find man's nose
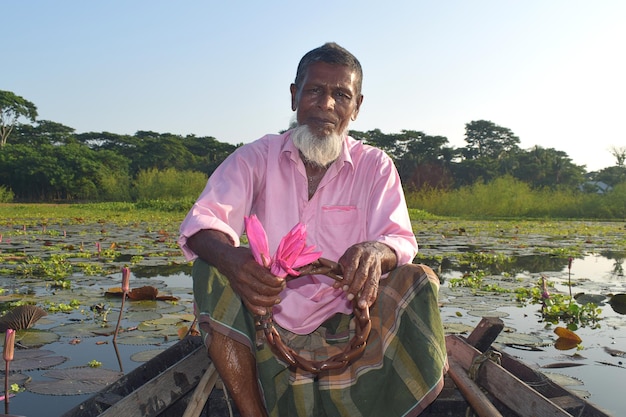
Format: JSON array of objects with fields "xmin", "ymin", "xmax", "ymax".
[{"xmin": 317, "ymin": 93, "xmax": 335, "ymax": 110}]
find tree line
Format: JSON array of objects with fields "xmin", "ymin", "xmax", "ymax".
[{"xmin": 1, "ymin": 90, "xmax": 625, "ymax": 202}]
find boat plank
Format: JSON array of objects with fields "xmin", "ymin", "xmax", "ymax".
[
  {"xmin": 99, "ymin": 346, "xmax": 208, "ymax": 417},
  {"xmin": 447, "ymin": 334, "xmax": 599, "ymax": 417}
]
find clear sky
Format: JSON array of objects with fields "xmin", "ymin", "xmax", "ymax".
[{"xmin": 4, "ymin": 1, "xmax": 625, "ymax": 171}]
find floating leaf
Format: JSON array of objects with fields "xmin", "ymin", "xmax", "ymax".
[
  {"xmin": 554, "ymin": 327, "xmax": 582, "ymax": 343},
  {"xmin": 542, "ymin": 362, "xmax": 585, "ymax": 368},
  {"xmin": 603, "ymin": 346, "xmax": 626, "ymax": 357},
  {"xmin": 543, "ymin": 371, "xmax": 584, "ymax": 387},
  {"xmin": 608, "ymin": 293, "xmax": 626, "ymax": 315},
  {"xmin": 104, "ymin": 287, "xmax": 124, "ymax": 297},
  {"xmin": 3, "ymin": 373, "xmax": 30, "ymax": 387},
  {"xmin": 496, "ymin": 331, "xmax": 545, "ymax": 347},
  {"xmin": 128, "ymin": 285, "xmax": 159, "ymax": 300},
  {"xmin": 25, "ymin": 367, "xmax": 123, "ymax": 395},
  {"xmin": 555, "ymin": 337, "xmax": 580, "ymax": 351},
  {"xmin": 573, "ymin": 293, "xmax": 606, "ymax": 306},
  {"xmin": 8, "ymin": 349, "xmax": 67, "ymax": 372},
  {"xmin": 113, "ymin": 332, "xmax": 168, "ymax": 345},
  {"xmin": 130, "ymin": 348, "xmax": 166, "ymax": 362},
  {"xmin": 14, "ymin": 329, "xmax": 60, "ymax": 348},
  {"xmin": 51, "ymin": 322, "xmax": 113, "ymax": 338},
  {"xmin": 0, "ymin": 305, "xmax": 48, "ymax": 332},
  {"xmin": 442, "ymin": 322, "xmax": 475, "ymax": 334},
  {"xmin": 105, "ymin": 285, "xmax": 181, "ymax": 302},
  {"xmin": 466, "ymin": 310, "xmax": 509, "ymax": 318},
  {"xmin": 177, "ymin": 325, "xmax": 199, "ymax": 339}
]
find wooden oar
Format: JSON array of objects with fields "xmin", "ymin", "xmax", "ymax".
[
  {"xmin": 447, "ymin": 357, "xmax": 504, "ymax": 417},
  {"xmin": 182, "ymin": 363, "xmax": 219, "ymax": 417}
]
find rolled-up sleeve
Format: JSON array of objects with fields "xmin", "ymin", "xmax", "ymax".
[{"xmin": 178, "ymin": 144, "xmax": 262, "ymax": 260}]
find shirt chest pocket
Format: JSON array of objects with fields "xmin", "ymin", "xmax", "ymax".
[{"xmin": 318, "ymin": 206, "xmax": 364, "ymax": 254}]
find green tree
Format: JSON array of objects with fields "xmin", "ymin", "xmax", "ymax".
[
  {"xmin": 0, "ymin": 90, "xmax": 38, "ymax": 148},
  {"xmin": 462, "ymin": 120, "xmax": 520, "ymax": 160},
  {"xmin": 352, "ymin": 129, "xmax": 403, "ymax": 160},
  {"xmin": 13, "ymin": 120, "xmax": 76, "ymax": 146},
  {"xmin": 353, "ymin": 129, "xmax": 456, "ymax": 189},
  {"xmin": 514, "ymin": 146, "xmax": 585, "ymax": 189},
  {"xmin": 0, "ymin": 143, "xmax": 58, "ymax": 200},
  {"xmin": 593, "ymin": 166, "xmax": 626, "ymax": 187},
  {"xmin": 395, "ymin": 130, "xmax": 455, "ymax": 189}
]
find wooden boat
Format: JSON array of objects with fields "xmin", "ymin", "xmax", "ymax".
[{"xmin": 61, "ymin": 317, "xmax": 614, "ymax": 417}]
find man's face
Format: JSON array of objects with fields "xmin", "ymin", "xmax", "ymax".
[{"xmin": 290, "ymin": 62, "xmax": 363, "ymax": 138}]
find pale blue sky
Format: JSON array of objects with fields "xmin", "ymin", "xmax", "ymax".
[{"xmin": 5, "ymin": 1, "xmax": 625, "ymax": 171}]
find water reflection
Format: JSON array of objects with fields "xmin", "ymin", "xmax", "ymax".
[
  {"xmin": 599, "ymin": 250, "xmax": 625, "ymax": 277},
  {"xmin": 130, "ymin": 263, "xmax": 192, "ymax": 278}
]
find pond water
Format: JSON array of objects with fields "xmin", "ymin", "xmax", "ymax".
[
  {"xmin": 0, "ymin": 220, "xmax": 624, "ymax": 416},
  {"xmin": 437, "ymin": 256, "xmax": 625, "ymax": 417}
]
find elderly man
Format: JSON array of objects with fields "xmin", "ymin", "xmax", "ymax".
[{"xmin": 179, "ymin": 42, "xmax": 447, "ymax": 417}]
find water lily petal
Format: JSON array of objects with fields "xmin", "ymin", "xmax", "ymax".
[
  {"xmin": 121, "ymin": 266, "xmax": 131, "ymax": 293},
  {"xmin": 244, "ymin": 215, "xmax": 271, "ymax": 267},
  {"xmin": 273, "ymin": 222, "xmax": 321, "ymax": 276},
  {"xmin": 4, "ymin": 328, "xmax": 15, "ymax": 361}
]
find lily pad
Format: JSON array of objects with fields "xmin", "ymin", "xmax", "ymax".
[
  {"xmin": 25, "ymin": 367, "xmax": 123, "ymax": 395},
  {"xmin": 442, "ymin": 322, "xmax": 475, "ymax": 334},
  {"xmin": 555, "ymin": 337, "xmax": 580, "ymax": 350},
  {"xmin": 466, "ymin": 310, "xmax": 509, "ymax": 318},
  {"xmin": 130, "ymin": 348, "xmax": 166, "ymax": 362},
  {"xmin": 554, "ymin": 327, "xmax": 582, "ymax": 343},
  {"xmin": 7, "ymin": 349, "xmax": 67, "ymax": 372},
  {"xmin": 113, "ymin": 332, "xmax": 169, "ymax": 345},
  {"xmin": 574, "ymin": 293, "xmax": 607, "ymax": 306},
  {"xmin": 51, "ymin": 322, "xmax": 113, "ymax": 338},
  {"xmin": 14, "ymin": 329, "xmax": 60, "ymax": 348},
  {"xmin": 543, "ymin": 371, "xmax": 584, "ymax": 386},
  {"xmin": 608, "ymin": 294, "xmax": 626, "ymax": 314},
  {"xmin": 495, "ymin": 331, "xmax": 544, "ymax": 347}
]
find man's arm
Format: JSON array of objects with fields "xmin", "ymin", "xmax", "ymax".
[{"xmin": 186, "ymin": 229, "xmax": 285, "ymax": 316}]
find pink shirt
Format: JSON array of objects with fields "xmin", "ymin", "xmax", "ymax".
[{"xmin": 178, "ymin": 131, "xmax": 418, "ymax": 334}]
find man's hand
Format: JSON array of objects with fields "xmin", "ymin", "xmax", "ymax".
[
  {"xmin": 334, "ymin": 241, "xmax": 397, "ymax": 309},
  {"xmin": 187, "ymin": 230, "xmax": 285, "ymax": 316}
]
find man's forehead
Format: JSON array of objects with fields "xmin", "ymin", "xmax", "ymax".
[{"xmin": 302, "ymin": 62, "xmax": 359, "ymax": 86}]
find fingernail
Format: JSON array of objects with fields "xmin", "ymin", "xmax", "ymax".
[
  {"xmin": 347, "ymin": 293, "xmax": 354, "ymax": 301},
  {"xmin": 343, "ymin": 285, "xmax": 349, "ymax": 292},
  {"xmin": 274, "ymin": 298, "xmax": 281, "ymax": 305}
]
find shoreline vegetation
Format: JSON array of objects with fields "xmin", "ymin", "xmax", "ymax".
[{"xmin": 2, "ymin": 174, "xmax": 625, "ymax": 224}]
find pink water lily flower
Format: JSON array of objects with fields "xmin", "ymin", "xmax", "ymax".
[
  {"xmin": 244, "ymin": 215, "xmax": 272, "ymax": 268},
  {"xmin": 244, "ymin": 215, "xmax": 322, "ymax": 278}
]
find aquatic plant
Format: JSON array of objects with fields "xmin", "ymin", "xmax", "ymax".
[
  {"xmin": 448, "ymin": 270, "xmax": 510, "ymax": 294},
  {"xmin": 3, "ymin": 328, "xmax": 15, "ymax": 412},
  {"xmin": 113, "ymin": 266, "xmax": 130, "ymax": 372},
  {"xmin": 516, "ymin": 277, "xmax": 602, "ymax": 329}
]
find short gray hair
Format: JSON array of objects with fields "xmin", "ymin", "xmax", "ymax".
[{"xmin": 294, "ymin": 42, "xmax": 363, "ymax": 95}]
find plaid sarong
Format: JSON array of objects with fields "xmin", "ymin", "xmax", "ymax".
[{"xmin": 193, "ymin": 260, "xmax": 448, "ymax": 417}]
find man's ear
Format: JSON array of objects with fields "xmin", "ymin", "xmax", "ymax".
[
  {"xmin": 351, "ymin": 94, "xmax": 364, "ymax": 121},
  {"xmin": 290, "ymin": 83, "xmax": 298, "ymax": 111}
]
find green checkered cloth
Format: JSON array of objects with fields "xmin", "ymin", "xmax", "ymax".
[{"xmin": 193, "ymin": 260, "xmax": 447, "ymax": 417}]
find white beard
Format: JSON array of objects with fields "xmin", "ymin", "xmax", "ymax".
[{"xmin": 291, "ymin": 125, "xmax": 343, "ymax": 168}]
